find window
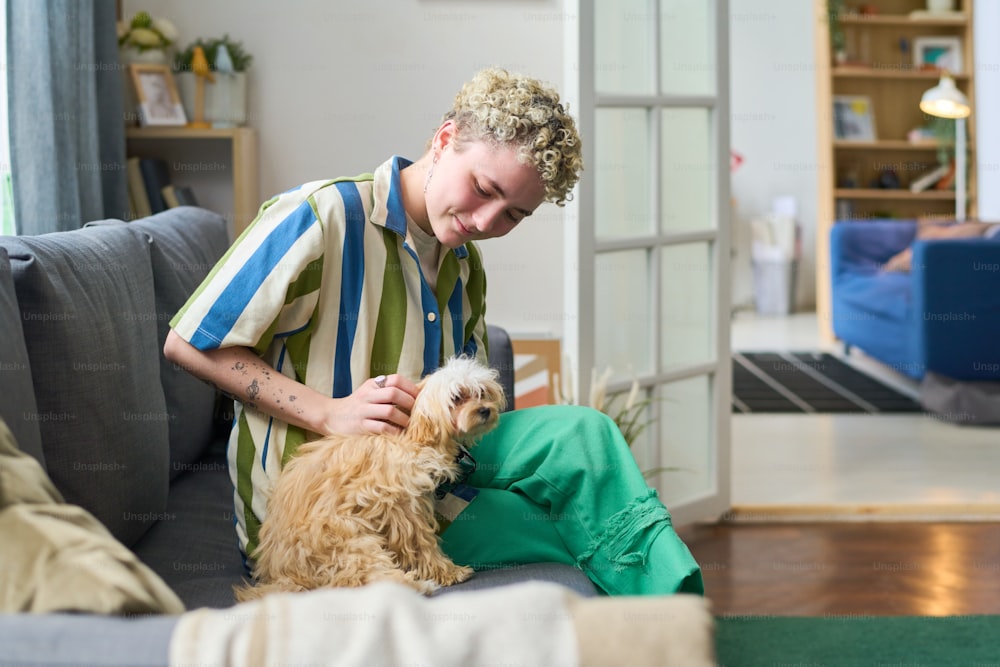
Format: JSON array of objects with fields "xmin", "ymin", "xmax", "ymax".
[{"xmin": 0, "ymin": 0, "xmax": 15, "ymax": 235}]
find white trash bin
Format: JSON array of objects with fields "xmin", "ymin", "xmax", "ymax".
[{"xmin": 752, "ymin": 259, "xmax": 798, "ymax": 316}]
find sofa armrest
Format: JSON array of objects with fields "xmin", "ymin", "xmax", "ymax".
[
  {"xmin": 913, "ymin": 237, "xmax": 1000, "ymax": 380},
  {"xmin": 486, "ymin": 324, "xmax": 515, "ymax": 412},
  {"xmin": 830, "ymin": 219, "xmax": 917, "ymax": 280}
]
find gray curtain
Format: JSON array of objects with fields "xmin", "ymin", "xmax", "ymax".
[{"xmin": 6, "ymin": 0, "xmax": 127, "ymax": 235}]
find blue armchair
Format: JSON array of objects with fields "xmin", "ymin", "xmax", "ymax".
[{"xmin": 830, "ymin": 219, "xmax": 1000, "ymax": 381}]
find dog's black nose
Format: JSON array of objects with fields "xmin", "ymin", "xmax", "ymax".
[{"xmin": 478, "ymin": 407, "xmax": 493, "ymax": 421}]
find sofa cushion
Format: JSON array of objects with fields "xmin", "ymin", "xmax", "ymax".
[
  {"xmin": 91, "ymin": 208, "xmax": 231, "ymax": 479},
  {"xmin": 833, "ymin": 272, "xmax": 912, "ymax": 323},
  {"xmin": 3, "ymin": 224, "xmax": 170, "ymax": 546},
  {"xmin": 0, "ymin": 247, "xmax": 44, "ymax": 467},
  {"xmin": 131, "ymin": 446, "xmax": 246, "ymax": 610}
]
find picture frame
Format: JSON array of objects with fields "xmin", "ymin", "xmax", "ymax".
[
  {"xmin": 832, "ymin": 95, "xmax": 876, "ymax": 141},
  {"xmin": 511, "ymin": 338, "xmax": 562, "ymax": 409},
  {"xmin": 913, "ymin": 36, "xmax": 963, "ymax": 74},
  {"xmin": 128, "ymin": 64, "xmax": 187, "ymax": 127}
]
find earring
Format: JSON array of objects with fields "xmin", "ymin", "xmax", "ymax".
[{"xmin": 423, "ymin": 154, "xmax": 439, "ymax": 194}]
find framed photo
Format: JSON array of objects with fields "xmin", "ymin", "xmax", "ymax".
[
  {"xmin": 128, "ymin": 64, "xmax": 187, "ymax": 127},
  {"xmin": 833, "ymin": 95, "xmax": 876, "ymax": 141},
  {"xmin": 913, "ymin": 36, "xmax": 963, "ymax": 74},
  {"xmin": 511, "ymin": 338, "xmax": 562, "ymax": 409}
]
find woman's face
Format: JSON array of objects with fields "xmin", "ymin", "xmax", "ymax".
[{"xmin": 423, "ymin": 121, "xmax": 546, "ymax": 249}]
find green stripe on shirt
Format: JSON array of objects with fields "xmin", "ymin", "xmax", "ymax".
[
  {"xmin": 236, "ymin": 410, "xmax": 261, "ymax": 558},
  {"xmin": 371, "ymin": 228, "xmax": 407, "ymax": 377}
]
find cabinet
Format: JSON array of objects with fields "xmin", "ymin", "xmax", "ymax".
[
  {"xmin": 125, "ymin": 126, "xmax": 259, "ymax": 237},
  {"xmin": 815, "ymin": 0, "xmax": 974, "ymax": 340}
]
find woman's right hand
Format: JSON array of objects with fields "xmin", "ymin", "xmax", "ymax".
[{"xmin": 319, "ymin": 373, "xmax": 420, "ymax": 436}]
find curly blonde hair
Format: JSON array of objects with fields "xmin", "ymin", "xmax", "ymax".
[{"xmin": 443, "ymin": 68, "xmax": 583, "ymax": 207}]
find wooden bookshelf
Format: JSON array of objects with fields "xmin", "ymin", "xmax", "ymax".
[
  {"xmin": 125, "ymin": 126, "xmax": 259, "ymax": 236},
  {"xmin": 814, "ymin": 0, "xmax": 975, "ymax": 342}
]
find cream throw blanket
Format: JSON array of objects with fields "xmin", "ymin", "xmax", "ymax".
[
  {"xmin": 0, "ymin": 419, "xmax": 183, "ymax": 615},
  {"xmin": 170, "ymin": 581, "xmax": 715, "ymax": 667}
]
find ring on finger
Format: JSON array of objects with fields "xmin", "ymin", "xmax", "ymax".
[{"xmin": 374, "ymin": 375, "xmax": 387, "ymax": 389}]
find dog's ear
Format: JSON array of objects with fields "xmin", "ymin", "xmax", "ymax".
[{"xmin": 406, "ymin": 401, "xmax": 449, "ymax": 447}]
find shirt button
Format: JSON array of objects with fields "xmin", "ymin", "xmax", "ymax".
[{"xmin": 427, "ymin": 312, "xmax": 437, "ymax": 322}]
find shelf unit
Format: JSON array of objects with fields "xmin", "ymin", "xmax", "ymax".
[
  {"xmin": 125, "ymin": 126, "xmax": 259, "ymax": 237},
  {"xmin": 815, "ymin": 0, "xmax": 975, "ymax": 341}
]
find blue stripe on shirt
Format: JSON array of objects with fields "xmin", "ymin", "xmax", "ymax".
[
  {"xmin": 384, "ymin": 156, "xmax": 411, "ymax": 236},
  {"xmin": 190, "ymin": 200, "xmax": 319, "ymax": 349},
  {"xmin": 332, "ymin": 181, "xmax": 366, "ymax": 398},
  {"xmin": 448, "ymin": 279, "xmax": 465, "ymax": 355}
]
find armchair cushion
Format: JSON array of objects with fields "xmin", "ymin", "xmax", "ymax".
[{"xmin": 913, "ymin": 236, "xmax": 1000, "ymax": 380}]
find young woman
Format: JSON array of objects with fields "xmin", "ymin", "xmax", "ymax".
[{"xmin": 164, "ymin": 68, "xmax": 703, "ymax": 596}]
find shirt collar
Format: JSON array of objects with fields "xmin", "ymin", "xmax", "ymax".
[{"xmin": 371, "ymin": 155, "xmax": 469, "ymax": 259}]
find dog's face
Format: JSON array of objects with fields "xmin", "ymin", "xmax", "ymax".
[{"xmin": 409, "ymin": 357, "xmax": 506, "ymax": 446}]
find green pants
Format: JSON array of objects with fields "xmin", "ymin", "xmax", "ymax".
[{"xmin": 440, "ymin": 405, "xmax": 704, "ymax": 596}]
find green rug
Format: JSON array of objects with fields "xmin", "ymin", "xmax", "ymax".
[{"xmin": 716, "ymin": 615, "xmax": 1000, "ymax": 666}]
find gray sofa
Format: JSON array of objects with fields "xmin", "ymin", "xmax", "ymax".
[{"xmin": 0, "ymin": 207, "xmax": 595, "ymax": 666}]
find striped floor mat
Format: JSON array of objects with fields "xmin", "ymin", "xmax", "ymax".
[{"xmin": 733, "ymin": 352, "xmax": 923, "ymax": 414}]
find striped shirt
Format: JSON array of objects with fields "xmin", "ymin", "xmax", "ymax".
[{"xmin": 170, "ymin": 155, "xmax": 489, "ymax": 557}]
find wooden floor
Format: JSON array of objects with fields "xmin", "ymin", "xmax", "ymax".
[{"xmin": 676, "ymin": 521, "xmax": 1000, "ymax": 617}]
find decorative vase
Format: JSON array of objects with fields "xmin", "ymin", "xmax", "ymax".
[
  {"xmin": 175, "ymin": 71, "xmax": 249, "ymax": 127},
  {"xmin": 926, "ymin": 0, "xmax": 955, "ymax": 13},
  {"xmin": 120, "ymin": 46, "xmax": 169, "ymax": 66}
]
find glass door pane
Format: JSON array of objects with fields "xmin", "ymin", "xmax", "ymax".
[
  {"xmin": 595, "ymin": 0, "xmax": 654, "ymax": 95},
  {"xmin": 656, "ymin": 374, "xmax": 714, "ymax": 504},
  {"xmin": 659, "ymin": 0, "xmax": 715, "ymax": 96},
  {"xmin": 594, "ymin": 250, "xmax": 652, "ymax": 380},
  {"xmin": 660, "ymin": 243, "xmax": 714, "ymax": 371},
  {"xmin": 596, "ymin": 108, "xmax": 652, "ymax": 238},
  {"xmin": 660, "ymin": 108, "xmax": 714, "ymax": 233}
]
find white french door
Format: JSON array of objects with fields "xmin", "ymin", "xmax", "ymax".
[{"xmin": 564, "ymin": 0, "xmax": 731, "ymax": 524}]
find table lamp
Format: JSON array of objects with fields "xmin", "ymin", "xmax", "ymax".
[{"xmin": 920, "ymin": 72, "xmax": 971, "ymax": 221}]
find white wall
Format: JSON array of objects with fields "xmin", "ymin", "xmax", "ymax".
[
  {"xmin": 728, "ymin": 0, "xmax": 819, "ymax": 312},
  {"xmin": 123, "ymin": 0, "xmax": 571, "ymax": 338},
  {"xmin": 974, "ymin": 0, "xmax": 1000, "ymax": 218}
]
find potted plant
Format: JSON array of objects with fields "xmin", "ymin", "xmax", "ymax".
[
  {"xmin": 827, "ymin": 0, "xmax": 847, "ymax": 64},
  {"xmin": 173, "ymin": 36, "xmax": 253, "ymax": 127},
  {"xmin": 118, "ymin": 11, "xmax": 179, "ymax": 65}
]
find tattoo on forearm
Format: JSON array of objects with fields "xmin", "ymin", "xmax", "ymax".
[{"xmin": 247, "ymin": 378, "xmax": 260, "ymax": 401}]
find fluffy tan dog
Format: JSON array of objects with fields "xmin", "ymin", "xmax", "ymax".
[{"xmin": 236, "ymin": 356, "xmax": 505, "ymax": 601}]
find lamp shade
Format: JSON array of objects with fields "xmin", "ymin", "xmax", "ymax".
[{"xmin": 920, "ymin": 74, "xmax": 970, "ymax": 119}]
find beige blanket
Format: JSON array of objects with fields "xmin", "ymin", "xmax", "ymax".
[
  {"xmin": 170, "ymin": 581, "xmax": 715, "ymax": 667},
  {"xmin": 0, "ymin": 418, "xmax": 183, "ymax": 615}
]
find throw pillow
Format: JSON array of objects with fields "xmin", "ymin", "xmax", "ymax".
[
  {"xmin": 4, "ymin": 223, "xmax": 170, "ymax": 546},
  {"xmin": 0, "ymin": 246, "xmax": 44, "ymax": 466},
  {"xmin": 90, "ymin": 208, "xmax": 231, "ymax": 479}
]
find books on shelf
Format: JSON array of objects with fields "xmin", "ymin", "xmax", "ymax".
[
  {"xmin": 909, "ymin": 163, "xmax": 951, "ymax": 193},
  {"xmin": 125, "ymin": 156, "xmax": 199, "ymax": 218},
  {"xmin": 161, "ymin": 185, "xmax": 199, "ymax": 208},
  {"xmin": 126, "ymin": 157, "xmax": 152, "ymax": 219},
  {"xmin": 139, "ymin": 158, "xmax": 171, "ymax": 214}
]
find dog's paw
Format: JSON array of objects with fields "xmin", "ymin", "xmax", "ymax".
[
  {"xmin": 438, "ymin": 564, "xmax": 474, "ymax": 586},
  {"xmin": 402, "ymin": 572, "xmax": 441, "ymax": 595}
]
